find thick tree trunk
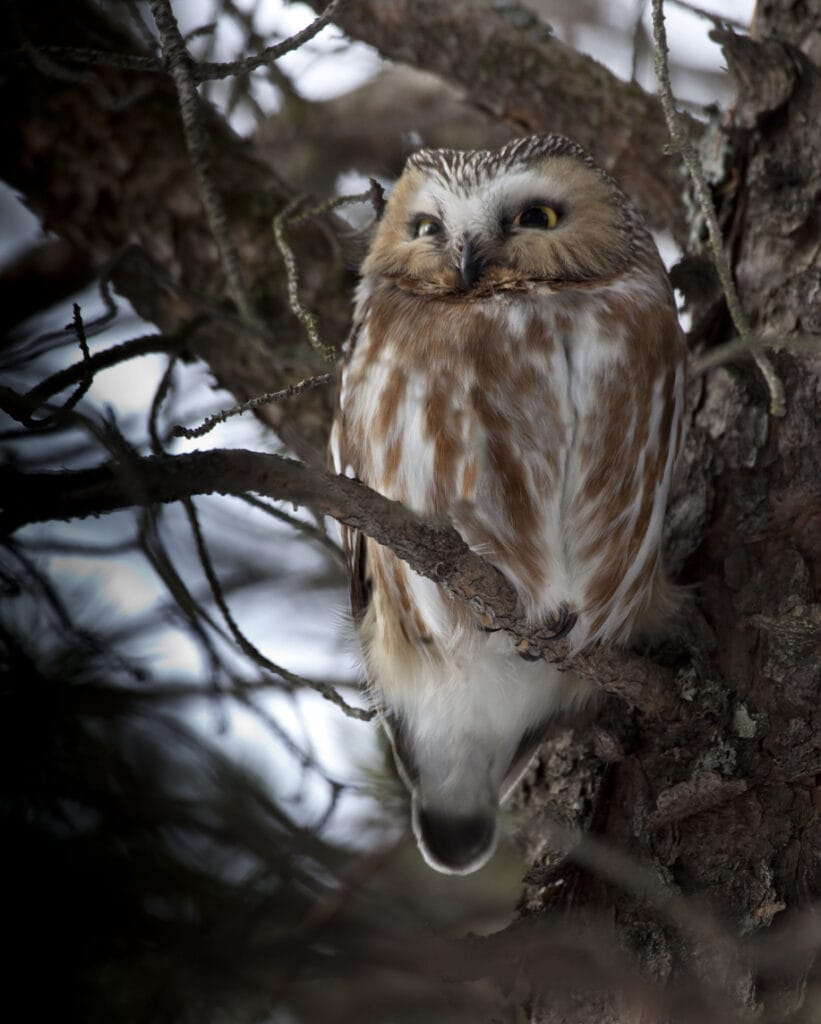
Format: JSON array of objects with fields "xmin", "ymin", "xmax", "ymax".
[{"xmin": 516, "ymin": 7, "xmax": 821, "ymax": 1021}]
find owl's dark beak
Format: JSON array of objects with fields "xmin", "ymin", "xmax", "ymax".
[{"xmin": 459, "ymin": 237, "xmax": 485, "ymax": 291}]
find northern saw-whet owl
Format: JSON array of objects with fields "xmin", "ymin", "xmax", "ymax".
[{"xmin": 330, "ymin": 134, "xmax": 686, "ymax": 874}]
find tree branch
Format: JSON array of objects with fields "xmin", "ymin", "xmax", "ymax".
[
  {"xmin": 21, "ymin": 330, "xmax": 191, "ymax": 419},
  {"xmin": 650, "ymin": 0, "xmax": 784, "ymax": 415},
  {"xmin": 148, "ymin": 0, "xmax": 259, "ymax": 325},
  {"xmin": 172, "ymin": 372, "xmax": 334, "ymax": 440},
  {"xmin": 0, "ymin": 448, "xmax": 676, "ymax": 716},
  {"xmin": 194, "ymin": 0, "xmax": 351, "ymax": 82}
]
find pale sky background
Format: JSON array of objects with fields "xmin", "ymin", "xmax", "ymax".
[{"xmin": 2, "ymin": 0, "xmax": 755, "ymax": 850}]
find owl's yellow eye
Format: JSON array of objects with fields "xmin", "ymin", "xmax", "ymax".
[
  {"xmin": 414, "ymin": 216, "xmax": 442, "ymax": 239},
  {"xmin": 513, "ymin": 205, "xmax": 559, "ymax": 230}
]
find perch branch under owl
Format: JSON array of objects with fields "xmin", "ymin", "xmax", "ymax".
[{"xmin": 0, "ymin": 447, "xmax": 675, "ymax": 717}]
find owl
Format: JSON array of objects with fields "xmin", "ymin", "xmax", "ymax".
[{"xmin": 329, "ymin": 134, "xmax": 686, "ymax": 874}]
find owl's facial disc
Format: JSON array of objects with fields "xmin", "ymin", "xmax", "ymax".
[{"xmin": 362, "ymin": 140, "xmax": 633, "ymax": 295}]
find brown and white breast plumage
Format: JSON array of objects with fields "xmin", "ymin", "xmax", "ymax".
[{"xmin": 329, "ymin": 134, "xmax": 686, "ymax": 874}]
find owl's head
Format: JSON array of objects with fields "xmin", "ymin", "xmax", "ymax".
[{"xmin": 363, "ymin": 134, "xmax": 637, "ymax": 296}]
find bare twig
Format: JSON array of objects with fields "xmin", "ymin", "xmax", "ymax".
[
  {"xmin": 219, "ymin": 0, "xmax": 304, "ymax": 112},
  {"xmin": 287, "ymin": 184, "xmax": 387, "ymax": 226},
  {"xmin": 66, "ymin": 673, "xmax": 356, "ymax": 709},
  {"xmin": 629, "ymin": 0, "xmax": 648, "ymax": 83},
  {"xmin": 183, "ymin": 21, "xmax": 217, "ymax": 45},
  {"xmin": 272, "ymin": 187, "xmax": 383, "ymax": 364},
  {"xmin": 15, "ymin": 46, "xmax": 161, "ymax": 74},
  {"xmin": 137, "ymin": 506, "xmax": 226, "ymax": 687},
  {"xmin": 184, "ymin": 496, "xmax": 372, "ymax": 721},
  {"xmin": 41, "ymin": 303, "xmax": 93, "ymax": 425},
  {"xmin": 691, "ymin": 332, "xmax": 821, "ymax": 375},
  {"xmin": 173, "ymin": 372, "xmax": 334, "ymax": 440},
  {"xmin": 148, "ymin": 354, "xmax": 178, "ymax": 455},
  {"xmin": 19, "ymin": 537, "xmax": 140, "ymax": 557},
  {"xmin": 195, "ymin": 0, "xmax": 350, "ymax": 82},
  {"xmin": 148, "ymin": 0, "xmax": 259, "ymax": 325},
  {"xmin": 22, "ymin": 331, "xmax": 188, "ymax": 417},
  {"xmin": 650, "ymin": 0, "xmax": 785, "ymax": 416},
  {"xmin": 0, "ymin": 304, "xmax": 94, "ymax": 428},
  {"xmin": 13, "ymin": 0, "xmax": 349, "ymax": 86},
  {"xmin": 19, "ymin": 37, "xmax": 152, "ymax": 111},
  {"xmin": 668, "ymin": 0, "xmax": 748, "ymax": 30},
  {"xmin": 238, "ymin": 492, "xmax": 346, "ymax": 568},
  {"xmin": 273, "ymin": 199, "xmax": 338, "ymax": 363},
  {"xmin": 5, "ymin": 273, "xmax": 119, "ymax": 372}
]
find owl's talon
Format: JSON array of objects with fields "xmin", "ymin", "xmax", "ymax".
[
  {"xmin": 477, "ymin": 611, "xmax": 500, "ymax": 634},
  {"xmin": 547, "ymin": 603, "xmax": 577, "ymax": 640}
]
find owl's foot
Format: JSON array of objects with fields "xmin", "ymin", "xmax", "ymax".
[
  {"xmin": 515, "ymin": 603, "xmax": 577, "ymax": 660},
  {"xmin": 547, "ymin": 603, "xmax": 577, "ymax": 640},
  {"xmin": 477, "ymin": 611, "xmax": 500, "ymax": 634}
]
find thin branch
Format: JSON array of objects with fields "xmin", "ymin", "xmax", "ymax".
[
  {"xmin": 194, "ymin": 0, "xmax": 351, "ymax": 82},
  {"xmin": 668, "ymin": 0, "xmax": 748, "ymax": 30},
  {"xmin": 270, "ymin": 186, "xmax": 383, "ymax": 365},
  {"xmin": 62, "ymin": 302, "xmax": 91, "ymax": 393},
  {"xmin": 14, "ymin": 46, "xmax": 161, "ymax": 74},
  {"xmin": 629, "ymin": 0, "xmax": 648, "ymax": 83},
  {"xmin": 184, "ymin": 497, "xmax": 372, "ymax": 721},
  {"xmin": 0, "ymin": 305, "xmax": 94, "ymax": 429},
  {"xmin": 11, "ymin": 0, "xmax": 349, "ymax": 85},
  {"xmin": 273, "ymin": 199, "xmax": 338, "ymax": 364},
  {"xmin": 36, "ymin": 304, "xmax": 93, "ymax": 427},
  {"xmin": 3, "ymin": 541, "xmax": 146, "ymax": 684},
  {"xmin": 219, "ymin": 0, "xmax": 304, "ymax": 113},
  {"xmin": 22, "ymin": 330, "xmax": 188, "ymax": 416},
  {"xmin": 0, "ymin": 448, "xmax": 676, "ymax": 717},
  {"xmin": 137, "ymin": 506, "xmax": 226, "ymax": 686},
  {"xmin": 691, "ymin": 332, "xmax": 821, "ymax": 375},
  {"xmin": 18, "ymin": 36, "xmax": 152, "ymax": 111},
  {"xmin": 148, "ymin": 0, "xmax": 259, "ymax": 325},
  {"xmin": 238, "ymin": 493, "xmax": 346, "ymax": 568},
  {"xmin": 18, "ymin": 537, "xmax": 141, "ymax": 557},
  {"xmin": 173, "ymin": 372, "xmax": 334, "ymax": 440},
  {"xmin": 67, "ymin": 673, "xmax": 359, "ymax": 710},
  {"xmin": 148, "ymin": 353, "xmax": 178, "ymax": 455},
  {"xmin": 183, "ymin": 21, "xmax": 217, "ymax": 45},
  {"xmin": 287, "ymin": 183, "xmax": 387, "ymax": 226},
  {"xmin": 228, "ymin": 682, "xmax": 364, "ymax": 787},
  {"xmin": 650, "ymin": 0, "xmax": 785, "ymax": 416}
]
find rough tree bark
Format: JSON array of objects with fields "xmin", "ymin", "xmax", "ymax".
[
  {"xmin": 513, "ymin": 5, "xmax": 821, "ymax": 1021},
  {"xmin": 1, "ymin": 0, "xmax": 819, "ymax": 1021}
]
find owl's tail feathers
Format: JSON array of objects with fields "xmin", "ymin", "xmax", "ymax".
[{"xmin": 414, "ymin": 805, "xmax": 497, "ymax": 875}]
